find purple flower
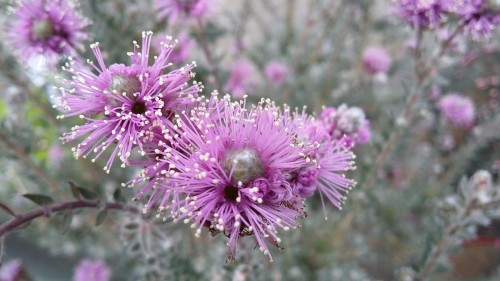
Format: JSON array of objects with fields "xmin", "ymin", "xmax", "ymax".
[
  {"xmin": 133, "ymin": 94, "xmax": 308, "ymax": 261},
  {"xmin": 395, "ymin": 0, "xmax": 449, "ymax": 29},
  {"xmin": 319, "ymin": 105, "xmax": 372, "ymax": 147},
  {"xmin": 265, "ymin": 61, "xmax": 290, "ymax": 85},
  {"xmin": 438, "ymin": 93, "xmax": 475, "ymax": 128},
  {"xmin": 73, "ymin": 259, "xmax": 111, "ymax": 281},
  {"xmin": 153, "ymin": 31, "xmax": 195, "ymax": 65},
  {"xmin": 224, "ymin": 59, "xmax": 256, "ymax": 97},
  {"xmin": 57, "ymin": 31, "xmax": 202, "ymax": 172},
  {"xmin": 291, "ymin": 114, "xmax": 356, "ymax": 216},
  {"xmin": 7, "ymin": 0, "xmax": 89, "ymax": 62},
  {"xmin": 0, "ymin": 260, "xmax": 24, "ymax": 281},
  {"xmin": 448, "ymin": 0, "xmax": 500, "ymax": 38},
  {"xmin": 362, "ymin": 47, "xmax": 392, "ymax": 75},
  {"xmin": 156, "ymin": 0, "xmax": 209, "ymax": 22}
]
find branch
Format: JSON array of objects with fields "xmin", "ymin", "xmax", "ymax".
[{"xmin": 0, "ymin": 200, "xmax": 138, "ymax": 237}]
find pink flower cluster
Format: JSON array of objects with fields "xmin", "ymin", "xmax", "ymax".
[{"xmin": 318, "ymin": 105, "xmax": 372, "ymax": 147}]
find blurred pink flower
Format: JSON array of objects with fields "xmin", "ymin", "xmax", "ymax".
[
  {"xmin": 265, "ymin": 61, "xmax": 290, "ymax": 85},
  {"xmin": 362, "ymin": 46, "xmax": 392, "ymax": 75},
  {"xmin": 74, "ymin": 259, "xmax": 111, "ymax": 281},
  {"xmin": 438, "ymin": 93, "xmax": 475, "ymax": 128},
  {"xmin": 224, "ymin": 59, "xmax": 256, "ymax": 97}
]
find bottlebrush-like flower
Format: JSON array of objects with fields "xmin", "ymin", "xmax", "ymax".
[
  {"xmin": 156, "ymin": 0, "xmax": 209, "ymax": 22},
  {"xmin": 265, "ymin": 61, "xmax": 290, "ymax": 85},
  {"xmin": 57, "ymin": 31, "xmax": 202, "ymax": 173},
  {"xmin": 133, "ymin": 93, "xmax": 308, "ymax": 261},
  {"xmin": 224, "ymin": 59, "xmax": 256, "ymax": 97},
  {"xmin": 394, "ymin": 0, "xmax": 449, "ymax": 29},
  {"xmin": 438, "ymin": 93, "xmax": 475, "ymax": 128},
  {"xmin": 290, "ymin": 113, "xmax": 356, "ymax": 218},
  {"xmin": 362, "ymin": 47, "xmax": 392, "ymax": 75},
  {"xmin": 73, "ymin": 259, "xmax": 111, "ymax": 281},
  {"xmin": 7, "ymin": 0, "xmax": 89, "ymax": 62},
  {"xmin": 0, "ymin": 260, "xmax": 25, "ymax": 281},
  {"xmin": 319, "ymin": 105, "xmax": 372, "ymax": 147},
  {"xmin": 448, "ymin": 0, "xmax": 500, "ymax": 39}
]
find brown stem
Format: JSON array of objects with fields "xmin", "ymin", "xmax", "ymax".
[{"xmin": 0, "ymin": 200, "xmax": 138, "ymax": 237}]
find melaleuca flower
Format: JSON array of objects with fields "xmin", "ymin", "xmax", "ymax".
[
  {"xmin": 134, "ymin": 93, "xmax": 308, "ymax": 261},
  {"xmin": 7, "ymin": 0, "xmax": 89, "ymax": 62},
  {"xmin": 437, "ymin": 93, "xmax": 475, "ymax": 128},
  {"xmin": 0, "ymin": 260, "xmax": 27, "ymax": 281},
  {"xmin": 153, "ymin": 31, "xmax": 195, "ymax": 65},
  {"xmin": 73, "ymin": 259, "xmax": 111, "ymax": 281},
  {"xmin": 224, "ymin": 59, "xmax": 256, "ymax": 98},
  {"xmin": 289, "ymin": 113, "xmax": 356, "ymax": 217},
  {"xmin": 265, "ymin": 61, "xmax": 290, "ymax": 85},
  {"xmin": 57, "ymin": 31, "xmax": 202, "ymax": 172},
  {"xmin": 448, "ymin": 0, "xmax": 500, "ymax": 39},
  {"xmin": 318, "ymin": 105, "xmax": 372, "ymax": 147},
  {"xmin": 156, "ymin": 0, "xmax": 209, "ymax": 22},
  {"xmin": 394, "ymin": 0, "xmax": 449, "ymax": 29},
  {"xmin": 362, "ymin": 46, "xmax": 392, "ymax": 75}
]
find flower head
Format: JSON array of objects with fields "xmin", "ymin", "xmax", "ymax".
[
  {"xmin": 438, "ymin": 93, "xmax": 475, "ymax": 128},
  {"xmin": 156, "ymin": 0, "xmax": 209, "ymax": 22},
  {"xmin": 319, "ymin": 105, "xmax": 372, "ymax": 147},
  {"xmin": 448, "ymin": 0, "xmax": 500, "ymax": 39},
  {"xmin": 0, "ymin": 260, "xmax": 26, "ymax": 281},
  {"xmin": 57, "ymin": 31, "xmax": 202, "ymax": 172},
  {"xmin": 394, "ymin": 0, "xmax": 449, "ymax": 29},
  {"xmin": 7, "ymin": 0, "xmax": 89, "ymax": 62},
  {"xmin": 362, "ymin": 46, "xmax": 392, "ymax": 75},
  {"xmin": 289, "ymin": 113, "xmax": 356, "ymax": 217},
  {"xmin": 265, "ymin": 61, "xmax": 290, "ymax": 85},
  {"xmin": 74, "ymin": 259, "xmax": 111, "ymax": 281},
  {"xmin": 224, "ymin": 59, "xmax": 256, "ymax": 97},
  {"xmin": 132, "ymin": 94, "xmax": 308, "ymax": 261}
]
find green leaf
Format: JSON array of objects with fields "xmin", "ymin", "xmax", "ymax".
[
  {"xmin": 68, "ymin": 181, "xmax": 81, "ymax": 199},
  {"xmin": 113, "ymin": 188, "xmax": 126, "ymax": 203},
  {"xmin": 77, "ymin": 187, "xmax": 98, "ymax": 200},
  {"xmin": 95, "ymin": 209, "xmax": 108, "ymax": 226},
  {"xmin": 61, "ymin": 210, "xmax": 73, "ymax": 234},
  {"xmin": 23, "ymin": 194, "xmax": 54, "ymax": 206},
  {"xmin": 124, "ymin": 223, "xmax": 139, "ymax": 230}
]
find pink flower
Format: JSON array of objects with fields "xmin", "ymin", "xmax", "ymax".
[
  {"xmin": 265, "ymin": 61, "xmax": 290, "ymax": 85},
  {"xmin": 362, "ymin": 46, "xmax": 392, "ymax": 75},
  {"xmin": 74, "ymin": 259, "xmax": 111, "ymax": 281},
  {"xmin": 224, "ymin": 59, "xmax": 256, "ymax": 97},
  {"xmin": 438, "ymin": 93, "xmax": 475, "ymax": 128},
  {"xmin": 156, "ymin": 0, "xmax": 210, "ymax": 23}
]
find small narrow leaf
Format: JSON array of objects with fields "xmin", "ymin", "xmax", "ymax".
[
  {"xmin": 76, "ymin": 187, "xmax": 98, "ymax": 200},
  {"xmin": 95, "ymin": 209, "xmax": 108, "ymax": 226},
  {"xmin": 0, "ymin": 202, "xmax": 16, "ymax": 217},
  {"xmin": 68, "ymin": 181, "xmax": 81, "ymax": 199},
  {"xmin": 23, "ymin": 194, "xmax": 54, "ymax": 206},
  {"xmin": 61, "ymin": 210, "xmax": 73, "ymax": 234},
  {"xmin": 113, "ymin": 188, "xmax": 126, "ymax": 203},
  {"xmin": 124, "ymin": 223, "xmax": 139, "ymax": 230}
]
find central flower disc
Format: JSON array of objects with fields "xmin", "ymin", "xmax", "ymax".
[
  {"xmin": 223, "ymin": 148, "xmax": 264, "ymax": 186},
  {"xmin": 32, "ymin": 18, "xmax": 53, "ymax": 40},
  {"xmin": 110, "ymin": 75, "xmax": 142, "ymax": 96}
]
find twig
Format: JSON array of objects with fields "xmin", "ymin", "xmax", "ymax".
[{"xmin": 0, "ymin": 200, "xmax": 138, "ymax": 237}]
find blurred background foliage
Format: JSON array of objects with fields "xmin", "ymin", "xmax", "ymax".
[{"xmin": 0, "ymin": 0, "xmax": 499, "ymax": 280}]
